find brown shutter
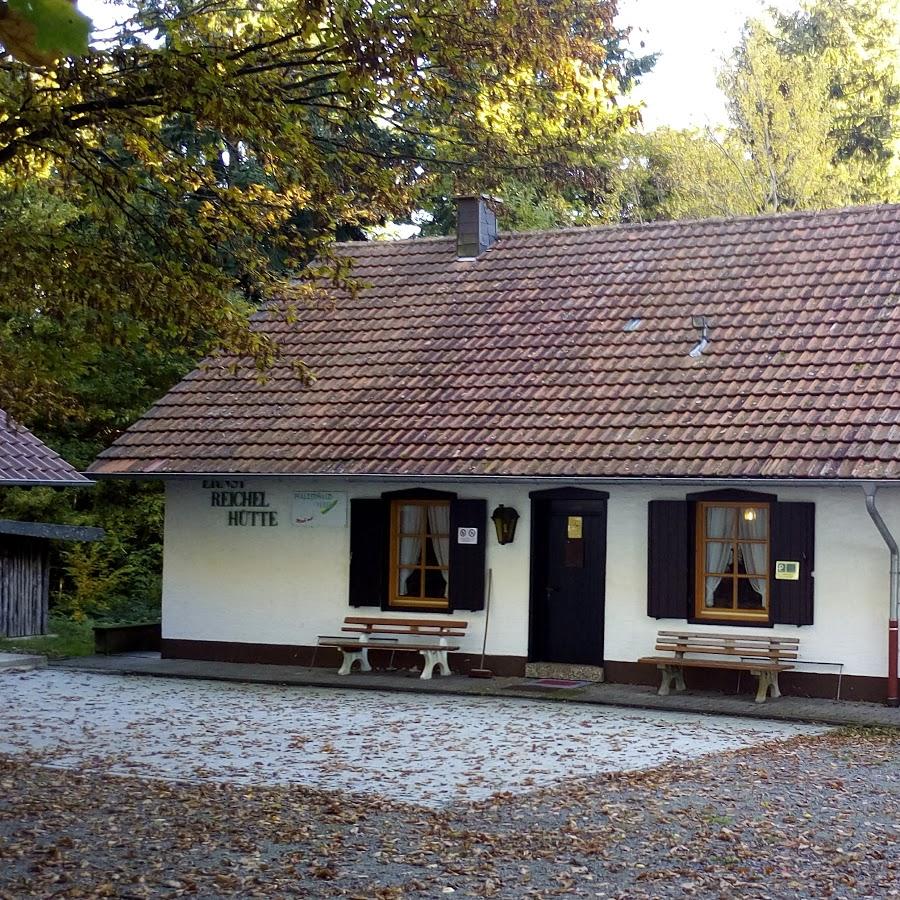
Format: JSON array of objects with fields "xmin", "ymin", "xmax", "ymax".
[
  {"xmin": 771, "ymin": 501, "xmax": 815, "ymax": 626},
  {"xmin": 348, "ymin": 499, "xmax": 389, "ymax": 608},
  {"xmin": 647, "ymin": 500, "xmax": 691, "ymax": 619},
  {"xmin": 448, "ymin": 498, "xmax": 486, "ymax": 611}
]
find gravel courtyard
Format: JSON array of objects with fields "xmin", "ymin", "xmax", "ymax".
[
  {"xmin": 0, "ymin": 670, "xmax": 820, "ymax": 806},
  {"xmin": 1, "ymin": 671, "xmax": 898, "ymax": 898}
]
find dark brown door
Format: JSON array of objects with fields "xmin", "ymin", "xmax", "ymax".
[{"xmin": 529, "ymin": 491, "xmax": 607, "ymax": 666}]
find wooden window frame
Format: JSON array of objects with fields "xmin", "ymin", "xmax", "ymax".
[
  {"xmin": 389, "ymin": 498, "xmax": 451, "ymax": 611},
  {"xmin": 694, "ymin": 500, "xmax": 770, "ymax": 623}
]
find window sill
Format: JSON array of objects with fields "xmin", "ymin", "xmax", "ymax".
[
  {"xmin": 688, "ymin": 615, "xmax": 773, "ymax": 629},
  {"xmin": 386, "ymin": 603, "xmax": 451, "ymax": 615}
]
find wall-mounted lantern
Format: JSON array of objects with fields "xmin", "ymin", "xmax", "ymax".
[{"xmin": 491, "ymin": 504, "xmax": 520, "ymax": 545}]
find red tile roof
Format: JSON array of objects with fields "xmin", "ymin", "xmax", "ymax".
[
  {"xmin": 0, "ymin": 412, "xmax": 90, "ymax": 485},
  {"xmin": 90, "ymin": 205, "xmax": 900, "ymax": 481}
]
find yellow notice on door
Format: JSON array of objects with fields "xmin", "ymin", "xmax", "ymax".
[{"xmin": 567, "ymin": 516, "xmax": 583, "ymax": 539}]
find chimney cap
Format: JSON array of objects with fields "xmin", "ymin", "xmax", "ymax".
[{"xmin": 453, "ymin": 193, "xmax": 504, "ymax": 205}]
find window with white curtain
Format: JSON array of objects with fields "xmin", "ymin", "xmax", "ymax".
[
  {"xmin": 695, "ymin": 501, "xmax": 769, "ymax": 622},
  {"xmin": 389, "ymin": 500, "xmax": 450, "ymax": 609}
]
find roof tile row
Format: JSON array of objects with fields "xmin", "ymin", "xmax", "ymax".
[
  {"xmin": 91, "ymin": 204, "xmax": 900, "ymax": 480},
  {"xmin": 1, "ymin": 411, "xmax": 89, "ymax": 485}
]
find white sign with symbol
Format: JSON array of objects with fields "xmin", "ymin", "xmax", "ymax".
[
  {"xmin": 292, "ymin": 491, "xmax": 347, "ymax": 527},
  {"xmin": 775, "ymin": 560, "xmax": 800, "ymax": 581},
  {"xmin": 457, "ymin": 527, "xmax": 479, "ymax": 545}
]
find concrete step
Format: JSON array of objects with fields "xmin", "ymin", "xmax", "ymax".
[
  {"xmin": 525, "ymin": 662, "xmax": 605, "ymax": 682},
  {"xmin": 0, "ymin": 652, "xmax": 47, "ymax": 673}
]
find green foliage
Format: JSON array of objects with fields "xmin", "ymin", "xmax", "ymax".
[
  {"xmin": 720, "ymin": 19, "xmax": 850, "ymax": 213},
  {"xmin": 614, "ymin": 129, "xmax": 760, "ymax": 222},
  {"xmin": 418, "ymin": 25, "xmax": 656, "ymax": 234},
  {"xmin": 617, "ymin": 1, "xmax": 900, "ymax": 223},
  {"xmin": 773, "ymin": 0, "xmax": 900, "ymax": 202},
  {"xmin": 0, "ymin": 478, "xmax": 166, "ymax": 625},
  {"xmin": 58, "ymin": 543, "xmax": 134, "ymax": 621}
]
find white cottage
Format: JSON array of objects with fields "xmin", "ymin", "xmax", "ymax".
[{"xmin": 89, "ymin": 200, "xmax": 900, "ymax": 703}]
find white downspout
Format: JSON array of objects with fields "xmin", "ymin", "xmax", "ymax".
[{"xmin": 863, "ymin": 484, "xmax": 900, "ymax": 707}]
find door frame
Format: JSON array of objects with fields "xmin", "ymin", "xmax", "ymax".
[{"xmin": 527, "ymin": 487, "xmax": 609, "ymax": 664}]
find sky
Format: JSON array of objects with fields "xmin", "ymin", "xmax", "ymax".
[
  {"xmin": 616, "ymin": 0, "xmax": 799, "ymax": 130},
  {"xmin": 80, "ymin": 0, "xmax": 800, "ymax": 130}
]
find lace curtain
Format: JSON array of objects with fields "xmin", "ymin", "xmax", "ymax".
[
  {"xmin": 704, "ymin": 507, "xmax": 735, "ymax": 607},
  {"xmin": 739, "ymin": 510, "xmax": 768, "ymax": 603},
  {"xmin": 398, "ymin": 504, "xmax": 425, "ymax": 594},
  {"xmin": 427, "ymin": 504, "xmax": 450, "ymax": 598}
]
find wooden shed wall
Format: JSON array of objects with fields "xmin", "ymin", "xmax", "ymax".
[{"xmin": 0, "ymin": 537, "xmax": 49, "ymax": 637}]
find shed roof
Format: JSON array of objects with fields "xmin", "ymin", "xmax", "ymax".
[
  {"xmin": 89, "ymin": 204, "xmax": 900, "ymax": 481},
  {"xmin": 0, "ymin": 412, "xmax": 91, "ymax": 486},
  {"xmin": 0, "ymin": 520, "xmax": 104, "ymax": 542}
]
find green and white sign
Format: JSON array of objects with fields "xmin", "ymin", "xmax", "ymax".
[
  {"xmin": 775, "ymin": 560, "xmax": 800, "ymax": 581},
  {"xmin": 292, "ymin": 491, "xmax": 347, "ymax": 527}
]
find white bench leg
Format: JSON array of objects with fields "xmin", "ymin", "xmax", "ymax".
[
  {"xmin": 657, "ymin": 665, "xmax": 686, "ymax": 696},
  {"xmin": 419, "ymin": 649, "xmax": 450, "ymax": 680},
  {"xmin": 754, "ymin": 670, "xmax": 780, "ymax": 703},
  {"xmin": 337, "ymin": 648, "xmax": 371, "ymax": 675}
]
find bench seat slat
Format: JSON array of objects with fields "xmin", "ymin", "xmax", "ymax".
[
  {"xmin": 320, "ymin": 640, "xmax": 461, "ymax": 652},
  {"xmin": 654, "ymin": 644, "xmax": 798, "ymax": 659}
]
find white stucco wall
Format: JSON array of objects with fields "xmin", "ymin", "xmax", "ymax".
[
  {"xmin": 604, "ymin": 484, "xmax": 899, "ymax": 679},
  {"xmin": 162, "ymin": 478, "xmax": 900, "ymax": 678},
  {"xmin": 162, "ymin": 480, "xmax": 534, "ymax": 658}
]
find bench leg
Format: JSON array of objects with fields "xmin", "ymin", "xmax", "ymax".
[
  {"xmin": 657, "ymin": 665, "xmax": 686, "ymax": 696},
  {"xmin": 753, "ymin": 670, "xmax": 780, "ymax": 703},
  {"xmin": 337, "ymin": 648, "xmax": 371, "ymax": 675},
  {"xmin": 419, "ymin": 649, "xmax": 450, "ymax": 680}
]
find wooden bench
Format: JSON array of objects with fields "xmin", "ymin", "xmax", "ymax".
[
  {"xmin": 318, "ymin": 616, "xmax": 468, "ymax": 680},
  {"xmin": 638, "ymin": 630, "xmax": 799, "ymax": 704}
]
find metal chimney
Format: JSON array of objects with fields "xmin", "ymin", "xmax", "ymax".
[{"xmin": 455, "ymin": 195, "xmax": 499, "ymax": 259}]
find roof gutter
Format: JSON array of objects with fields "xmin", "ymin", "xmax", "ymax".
[
  {"xmin": 0, "ymin": 478, "xmax": 94, "ymax": 487},
  {"xmin": 863, "ymin": 484, "xmax": 900, "ymax": 707},
  {"xmin": 86, "ymin": 472, "xmax": 900, "ymax": 487}
]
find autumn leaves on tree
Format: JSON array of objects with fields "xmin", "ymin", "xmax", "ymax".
[{"xmin": 0, "ymin": 0, "xmax": 648, "ymax": 423}]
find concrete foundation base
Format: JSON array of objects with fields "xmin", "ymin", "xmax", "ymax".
[{"xmin": 525, "ymin": 662, "xmax": 605, "ymax": 682}]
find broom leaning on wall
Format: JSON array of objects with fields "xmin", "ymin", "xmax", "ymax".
[{"xmin": 469, "ymin": 569, "xmax": 493, "ymax": 679}]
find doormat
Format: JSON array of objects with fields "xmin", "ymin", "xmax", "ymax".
[{"xmin": 506, "ymin": 678, "xmax": 592, "ymax": 692}]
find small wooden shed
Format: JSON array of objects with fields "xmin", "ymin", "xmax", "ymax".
[
  {"xmin": 1, "ymin": 411, "xmax": 100, "ymax": 637},
  {"xmin": 0, "ymin": 520, "xmax": 104, "ymax": 637}
]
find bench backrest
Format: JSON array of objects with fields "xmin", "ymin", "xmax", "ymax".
[
  {"xmin": 656, "ymin": 630, "xmax": 799, "ymax": 661},
  {"xmin": 343, "ymin": 616, "xmax": 468, "ymax": 638}
]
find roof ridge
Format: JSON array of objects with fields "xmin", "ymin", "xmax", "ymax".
[
  {"xmin": 499, "ymin": 201, "xmax": 900, "ymax": 239},
  {"xmin": 333, "ymin": 202, "xmax": 900, "ymax": 253}
]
